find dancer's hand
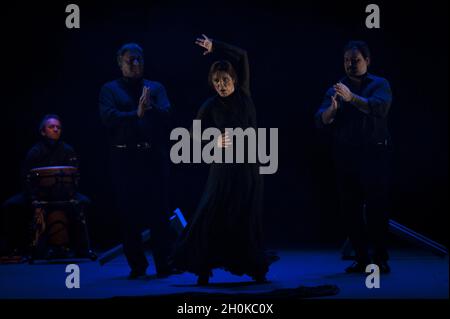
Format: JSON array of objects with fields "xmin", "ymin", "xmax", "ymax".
[
  {"xmin": 217, "ymin": 132, "xmax": 232, "ymax": 148},
  {"xmin": 195, "ymin": 34, "xmax": 213, "ymax": 55}
]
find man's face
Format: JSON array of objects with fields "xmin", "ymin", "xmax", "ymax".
[
  {"xmin": 119, "ymin": 50, "xmax": 144, "ymax": 79},
  {"xmin": 212, "ymin": 71, "xmax": 235, "ymax": 97},
  {"xmin": 41, "ymin": 118, "xmax": 62, "ymax": 141},
  {"xmin": 344, "ymin": 49, "xmax": 369, "ymax": 78}
]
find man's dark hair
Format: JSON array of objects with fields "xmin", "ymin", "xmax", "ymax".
[
  {"xmin": 39, "ymin": 114, "xmax": 62, "ymax": 133},
  {"xmin": 343, "ymin": 41, "xmax": 371, "ymax": 60},
  {"xmin": 208, "ymin": 60, "xmax": 238, "ymax": 88},
  {"xmin": 116, "ymin": 43, "xmax": 144, "ymax": 66}
]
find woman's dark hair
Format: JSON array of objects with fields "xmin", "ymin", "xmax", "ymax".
[
  {"xmin": 343, "ymin": 41, "xmax": 371, "ymax": 60},
  {"xmin": 39, "ymin": 114, "xmax": 62, "ymax": 133},
  {"xmin": 208, "ymin": 60, "xmax": 238, "ymax": 88},
  {"xmin": 116, "ymin": 43, "xmax": 144, "ymax": 66}
]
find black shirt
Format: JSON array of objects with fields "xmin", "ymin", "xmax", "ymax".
[
  {"xmin": 315, "ymin": 73, "xmax": 392, "ymax": 147},
  {"xmin": 99, "ymin": 77, "xmax": 171, "ymax": 147},
  {"xmin": 21, "ymin": 138, "xmax": 78, "ymax": 186}
]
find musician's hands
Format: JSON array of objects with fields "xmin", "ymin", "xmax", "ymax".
[
  {"xmin": 217, "ymin": 132, "xmax": 232, "ymax": 148},
  {"xmin": 137, "ymin": 86, "xmax": 152, "ymax": 118},
  {"xmin": 195, "ymin": 34, "xmax": 213, "ymax": 55},
  {"xmin": 333, "ymin": 82, "xmax": 353, "ymax": 102}
]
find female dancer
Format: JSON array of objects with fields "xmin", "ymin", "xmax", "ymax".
[{"xmin": 171, "ymin": 35, "xmax": 278, "ymax": 285}]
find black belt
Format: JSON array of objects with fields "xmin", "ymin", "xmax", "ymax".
[{"xmin": 112, "ymin": 142, "xmax": 151, "ymax": 150}]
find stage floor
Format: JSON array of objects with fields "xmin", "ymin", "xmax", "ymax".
[{"xmin": 0, "ymin": 248, "xmax": 448, "ymax": 299}]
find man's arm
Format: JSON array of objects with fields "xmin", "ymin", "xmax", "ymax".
[
  {"xmin": 195, "ymin": 35, "xmax": 250, "ymax": 96},
  {"xmin": 20, "ymin": 146, "xmax": 40, "ymax": 192},
  {"xmin": 349, "ymin": 94, "xmax": 370, "ymax": 114},
  {"xmin": 335, "ymin": 79, "xmax": 392, "ymax": 117},
  {"xmin": 64, "ymin": 145, "xmax": 79, "ymax": 168},
  {"xmin": 315, "ymin": 88, "xmax": 339, "ymax": 128},
  {"xmin": 149, "ymin": 82, "xmax": 171, "ymax": 113},
  {"xmin": 353, "ymin": 79, "xmax": 392, "ymax": 117},
  {"xmin": 213, "ymin": 40, "xmax": 250, "ymax": 96},
  {"xmin": 145, "ymin": 82, "xmax": 172, "ymax": 135},
  {"xmin": 99, "ymin": 85, "xmax": 139, "ymax": 127}
]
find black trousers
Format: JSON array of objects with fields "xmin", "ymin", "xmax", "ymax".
[
  {"xmin": 109, "ymin": 146, "xmax": 172, "ymax": 274},
  {"xmin": 334, "ymin": 143, "xmax": 391, "ymax": 263},
  {"xmin": 1, "ymin": 192, "xmax": 90, "ymax": 255}
]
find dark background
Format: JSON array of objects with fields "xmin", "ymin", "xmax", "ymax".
[{"xmin": 1, "ymin": 0, "xmax": 448, "ymax": 250}]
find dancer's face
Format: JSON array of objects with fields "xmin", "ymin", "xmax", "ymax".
[
  {"xmin": 344, "ymin": 49, "xmax": 369, "ymax": 78},
  {"xmin": 119, "ymin": 51, "xmax": 144, "ymax": 79},
  {"xmin": 212, "ymin": 71, "xmax": 235, "ymax": 97},
  {"xmin": 41, "ymin": 118, "xmax": 62, "ymax": 141}
]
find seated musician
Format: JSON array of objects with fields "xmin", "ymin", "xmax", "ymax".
[{"xmin": 0, "ymin": 114, "xmax": 90, "ymax": 257}]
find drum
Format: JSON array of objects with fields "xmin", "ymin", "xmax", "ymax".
[
  {"xmin": 46, "ymin": 210, "xmax": 70, "ymax": 246},
  {"xmin": 27, "ymin": 166, "xmax": 79, "ymax": 201}
]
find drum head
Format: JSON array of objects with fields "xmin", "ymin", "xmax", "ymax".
[{"xmin": 30, "ymin": 166, "xmax": 78, "ymax": 175}]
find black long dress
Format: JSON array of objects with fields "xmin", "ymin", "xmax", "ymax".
[{"xmin": 171, "ymin": 41, "xmax": 278, "ymax": 279}]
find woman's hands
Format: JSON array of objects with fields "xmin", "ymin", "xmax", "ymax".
[
  {"xmin": 195, "ymin": 34, "xmax": 213, "ymax": 55},
  {"xmin": 217, "ymin": 132, "xmax": 232, "ymax": 148}
]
